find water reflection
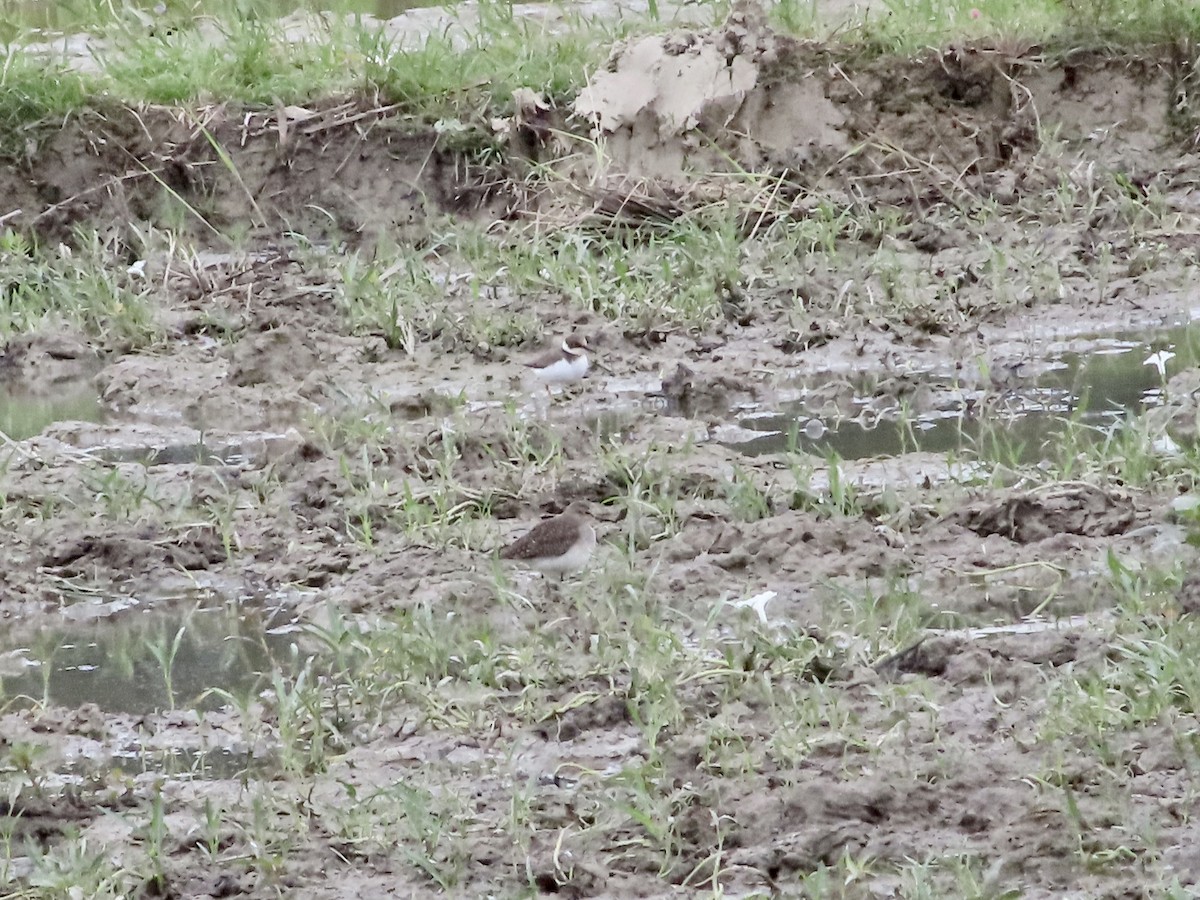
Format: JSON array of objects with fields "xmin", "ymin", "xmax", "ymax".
[
  {"xmin": 0, "ymin": 601, "xmax": 300, "ymax": 715},
  {"xmin": 0, "ymin": 381, "xmax": 105, "ymax": 440},
  {"xmin": 733, "ymin": 323, "xmax": 1200, "ymax": 461}
]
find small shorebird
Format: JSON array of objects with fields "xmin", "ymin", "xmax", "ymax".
[
  {"xmin": 525, "ymin": 334, "xmax": 590, "ymax": 397},
  {"xmin": 499, "ymin": 500, "xmax": 596, "ymax": 579}
]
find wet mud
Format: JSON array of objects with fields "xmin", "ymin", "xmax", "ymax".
[{"xmin": 4, "ymin": 8, "xmax": 1200, "ymax": 898}]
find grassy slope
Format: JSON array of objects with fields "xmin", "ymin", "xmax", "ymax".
[{"xmin": 3, "ymin": 0, "xmax": 1200, "ymax": 130}]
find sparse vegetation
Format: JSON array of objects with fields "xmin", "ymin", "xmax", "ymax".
[{"xmin": 3, "ymin": 0, "xmax": 1200, "ymax": 897}]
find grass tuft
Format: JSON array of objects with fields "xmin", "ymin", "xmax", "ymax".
[{"xmin": 0, "ymin": 228, "xmax": 162, "ymax": 346}]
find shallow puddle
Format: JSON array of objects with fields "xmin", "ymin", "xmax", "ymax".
[
  {"xmin": 46, "ymin": 423, "xmax": 301, "ymax": 467},
  {"xmin": 52, "ymin": 743, "xmax": 278, "ymax": 783},
  {"xmin": 94, "ymin": 439, "xmax": 270, "ymax": 467},
  {"xmin": 0, "ymin": 382, "xmax": 106, "ymax": 440},
  {"xmin": 107, "ymin": 746, "xmax": 278, "ymax": 780},
  {"xmin": 732, "ymin": 322, "xmax": 1198, "ymax": 461},
  {"xmin": 0, "ymin": 600, "xmax": 300, "ymax": 715}
]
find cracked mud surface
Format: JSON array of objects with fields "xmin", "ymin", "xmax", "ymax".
[{"xmin": 4, "ymin": 11, "xmax": 1200, "ymax": 899}]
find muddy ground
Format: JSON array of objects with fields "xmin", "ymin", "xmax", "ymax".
[{"xmin": 4, "ymin": 9, "xmax": 1200, "ymax": 900}]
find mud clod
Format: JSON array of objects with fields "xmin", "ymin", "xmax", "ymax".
[
  {"xmin": 43, "ymin": 526, "xmax": 225, "ymax": 575},
  {"xmin": 954, "ymin": 485, "xmax": 1138, "ymax": 542}
]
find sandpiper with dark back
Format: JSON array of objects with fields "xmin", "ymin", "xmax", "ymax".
[{"xmin": 498, "ymin": 500, "xmax": 596, "ymax": 579}]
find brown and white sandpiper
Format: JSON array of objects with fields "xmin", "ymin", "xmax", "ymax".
[
  {"xmin": 499, "ymin": 500, "xmax": 596, "ymax": 578},
  {"xmin": 525, "ymin": 334, "xmax": 590, "ymax": 396}
]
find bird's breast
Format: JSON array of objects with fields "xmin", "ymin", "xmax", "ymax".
[{"xmin": 534, "ymin": 354, "xmax": 588, "ymax": 384}]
